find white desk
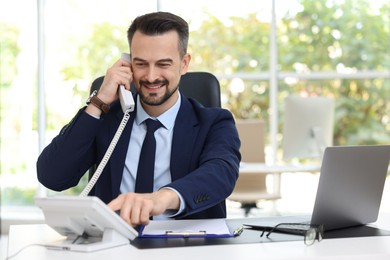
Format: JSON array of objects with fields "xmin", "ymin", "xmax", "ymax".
[
  {"xmin": 239, "ymin": 162, "xmax": 321, "ymax": 174},
  {"xmin": 238, "ymin": 162, "xmax": 321, "ymax": 199},
  {"xmin": 7, "ymin": 213, "xmax": 390, "ymax": 260}
]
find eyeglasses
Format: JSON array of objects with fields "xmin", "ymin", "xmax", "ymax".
[{"xmin": 260, "ymin": 223, "xmax": 324, "ymax": 246}]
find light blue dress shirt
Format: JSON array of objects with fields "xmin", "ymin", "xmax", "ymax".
[{"xmin": 120, "ymin": 93, "xmax": 185, "ymax": 219}]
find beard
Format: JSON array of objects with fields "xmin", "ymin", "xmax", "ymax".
[{"xmin": 138, "ymin": 79, "xmax": 179, "ymax": 106}]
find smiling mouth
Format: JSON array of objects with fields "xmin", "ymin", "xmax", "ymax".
[
  {"xmin": 140, "ymin": 80, "xmax": 168, "ymax": 90},
  {"xmin": 144, "ymin": 83, "xmax": 164, "ymax": 89}
]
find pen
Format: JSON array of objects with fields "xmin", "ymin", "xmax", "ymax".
[{"xmin": 233, "ymin": 226, "xmax": 244, "ymax": 237}]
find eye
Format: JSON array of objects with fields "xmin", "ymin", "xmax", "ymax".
[
  {"xmin": 158, "ymin": 63, "xmax": 171, "ymax": 68},
  {"xmin": 134, "ymin": 62, "xmax": 146, "ymax": 67}
]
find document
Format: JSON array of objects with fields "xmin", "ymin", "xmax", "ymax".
[{"xmin": 138, "ymin": 218, "xmax": 233, "ymax": 238}]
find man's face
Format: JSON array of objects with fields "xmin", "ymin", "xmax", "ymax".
[{"xmin": 130, "ymin": 30, "xmax": 190, "ymax": 107}]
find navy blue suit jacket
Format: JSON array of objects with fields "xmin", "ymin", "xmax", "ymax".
[{"xmin": 37, "ymin": 94, "xmax": 241, "ymax": 219}]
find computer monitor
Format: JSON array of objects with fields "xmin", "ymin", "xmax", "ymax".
[{"xmin": 282, "ymin": 95, "xmax": 335, "ymax": 160}]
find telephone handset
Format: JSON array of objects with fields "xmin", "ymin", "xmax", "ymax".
[
  {"xmin": 119, "ymin": 85, "xmax": 135, "ymax": 113},
  {"xmin": 80, "ymin": 53, "xmax": 135, "ymax": 197},
  {"xmin": 119, "ymin": 53, "xmax": 135, "ymax": 113}
]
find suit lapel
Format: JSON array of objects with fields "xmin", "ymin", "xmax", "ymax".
[{"xmin": 170, "ymin": 97, "xmax": 199, "ymax": 181}]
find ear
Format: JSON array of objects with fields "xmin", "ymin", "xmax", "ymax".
[{"xmin": 180, "ymin": 53, "xmax": 191, "ymax": 75}]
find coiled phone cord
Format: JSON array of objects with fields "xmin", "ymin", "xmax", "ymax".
[{"xmin": 80, "ymin": 110, "xmax": 131, "ymax": 197}]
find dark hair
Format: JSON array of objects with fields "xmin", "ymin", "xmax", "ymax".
[{"xmin": 127, "ymin": 12, "xmax": 189, "ymax": 58}]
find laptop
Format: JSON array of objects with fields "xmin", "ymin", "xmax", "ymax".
[{"xmin": 308, "ymin": 145, "xmax": 390, "ymax": 231}]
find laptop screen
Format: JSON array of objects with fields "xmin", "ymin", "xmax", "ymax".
[{"xmin": 310, "ymin": 145, "xmax": 390, "ymax": 231}]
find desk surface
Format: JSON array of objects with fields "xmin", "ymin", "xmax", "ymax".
[
  {"xmin": 6, "ymin": 213, "xmax": 390, "ymax": 260},
  {"xmin": 239, "ymin": 162, "xmax": 321, "ymax": 173}
]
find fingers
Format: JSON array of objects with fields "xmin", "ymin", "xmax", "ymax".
[
  {"xmin": 96, "ymin": 58, "xmax": 133, "ymax": 103},
  {"xmin": 108, "ymin": 193, "xmax": 154, "ymax": 226},
  {"xmin": 129, "ymin": 197, "xmax": 153, "ymax": 226},
  {"xmin": 107, "ymin": 194, "xmax": 123, "ymax": 211},
  {"xmin": 111, "ymin": 58, "xmax": 132, "ymax": 90}
]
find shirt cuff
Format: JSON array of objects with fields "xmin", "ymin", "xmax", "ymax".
[{"xmin": 84, "ymin": 109, "xmax": 100, "ymax": 120}]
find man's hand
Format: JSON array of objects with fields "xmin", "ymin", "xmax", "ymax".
[
  {"xmin": 108, "ymin": 189, "xmax": 180, "ymax": 226},
  {"xmin": 85, "ymin": 58, "xmax": 132, "ymax": 117},
  {"xmin": 98, "ymin": 58, "xmax": 132, "ymax": 104}
]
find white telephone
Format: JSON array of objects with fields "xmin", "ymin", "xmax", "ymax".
[{"xmin": 118, "ymin": 53, "xmax": 135, "ymax": 113}]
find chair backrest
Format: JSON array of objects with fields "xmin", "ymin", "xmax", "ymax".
[
  {"xmin": 229, "ymin": 119, "xmax": 278, "ymax": 215},
  {"xmin": 235, "ymin": 119, "xmax": 266, "ymax": 163},
  {"xmin": 90, "ymin": 71, "xmax": 221, "ymax": 108}
]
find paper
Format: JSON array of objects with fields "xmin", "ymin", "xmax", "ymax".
[{"xmin": 139, "ymin": 218, "xmax": 233, "ymax": 238}]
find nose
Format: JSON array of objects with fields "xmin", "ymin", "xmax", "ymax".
[{"xmin": 145, "ymin": 66, "xmax": 159, "ymax": 83}]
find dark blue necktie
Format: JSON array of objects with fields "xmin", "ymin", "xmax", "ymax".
[{"xmin": 135, "ymin": 119, "xmax": 162, "ymax": 193}]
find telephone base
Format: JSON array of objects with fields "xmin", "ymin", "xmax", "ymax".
[{"xmin": 45, "ymin": 228, "xmax": 130, "ymax": 252}]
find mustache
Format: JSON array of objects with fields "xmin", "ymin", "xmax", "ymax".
[{"xmin": 139, "ymin": 79, "xmax": 169, "ymax": 85}]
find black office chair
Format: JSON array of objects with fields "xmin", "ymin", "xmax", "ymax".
[{"xmin": 90, "ymin": 71, "xmax": 221, "ymax": 108}]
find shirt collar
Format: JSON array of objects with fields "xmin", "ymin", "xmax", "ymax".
[{"xmin": 135, "ymin": 92, "xmax": 181, "ymax": 130}]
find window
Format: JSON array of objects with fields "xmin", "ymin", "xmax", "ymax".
[{"xmin": 1, "ymin": 0, "xmax": 389, "ymax": 226}]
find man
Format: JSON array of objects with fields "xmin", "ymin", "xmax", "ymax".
[{"xmin": 37, "ymin": 12, "xmax": 240, "ymax": 226}]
